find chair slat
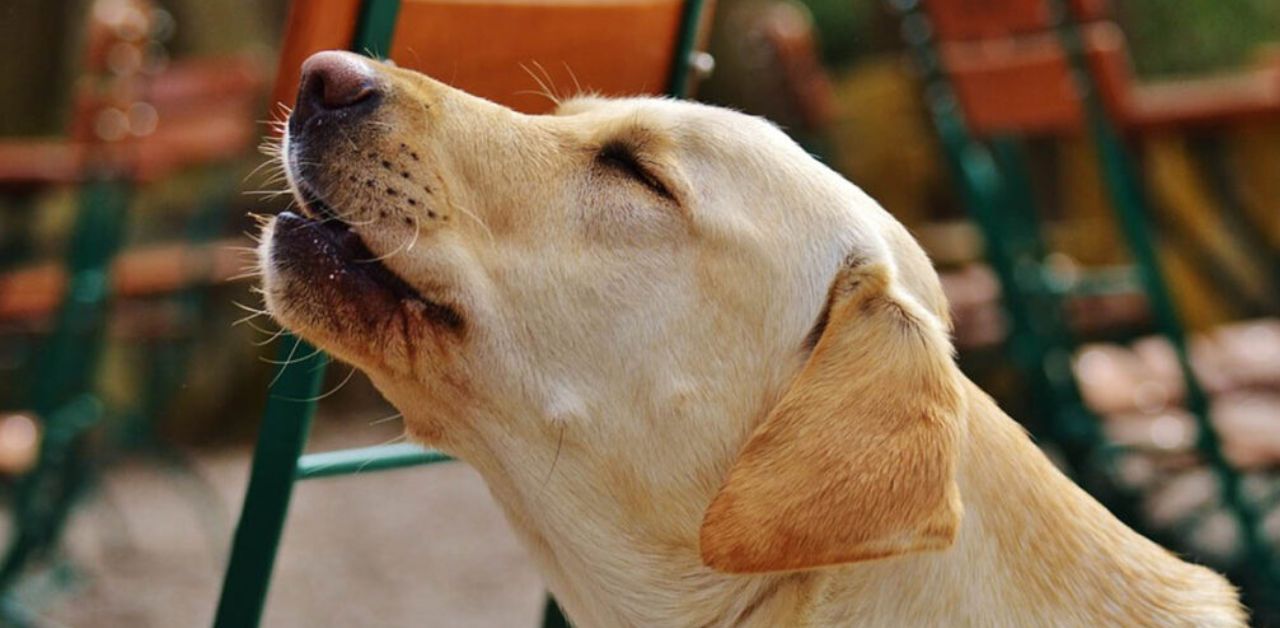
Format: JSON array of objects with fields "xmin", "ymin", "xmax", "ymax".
[
  {"xmin": 939, "ymin": 25, "xmax": 1128, "ymax": 135},
  {"xmin": 389, "ymin": 0, "xmax": 688, "ymax": 113},
  {"xmin": 924, "ymin": 0, "xmax": 1109, "ymax": 42}
]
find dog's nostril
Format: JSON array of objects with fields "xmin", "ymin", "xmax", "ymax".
[
  {"xmin": 291, "ymin": 51, "xmax": 380, "ymax": 130},
  {"xmin": 304, "ymin": 51, "xmax": 377, "ymax": 108}
]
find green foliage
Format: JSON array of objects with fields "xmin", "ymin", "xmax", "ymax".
[{"xmin": 1115, "ymin": 0, "xmax": 1280, "ymax": 76}]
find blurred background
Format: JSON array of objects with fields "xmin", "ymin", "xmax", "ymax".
[{"xmin": 0, "ymin": 0, "xmax": 1278, "ymax": 625}]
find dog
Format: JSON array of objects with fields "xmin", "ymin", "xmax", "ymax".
[{"xmin": 259, "ymin": 51, "xmax": 1244, "ymax": 626}]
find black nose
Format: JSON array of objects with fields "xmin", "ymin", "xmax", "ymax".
[{"xmin": 290, "ymin": 51, "xmax": 380, "ymax": 133}]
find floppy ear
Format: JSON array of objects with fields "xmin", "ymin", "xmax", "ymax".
[{"xmin": 700, "ymin": 259, "xmax": 965, "ymax": 573}]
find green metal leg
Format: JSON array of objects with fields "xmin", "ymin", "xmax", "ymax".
[
  {"xmin": 212, "ymin": 337, "xmax": 326, "ymax": 628},
  {"xmin": 0, "ymin": 179, "xmax": 131, "ymax": 604},
  {"xmin": 667, "ymin": 0, "xmax": 709, "ymax": 98},
  {"xmin": 28, "ymin": 180, "xmax": 132, "ymax": 413},
  {"xmin": 542, "ymin": 596, "xmax": 571, "ymax": 628},
  {"xmin": 1048, "ymin": 3, "xmax": 1277, "ymax": 592},
  {"xmin": 1089, "ymin": 118, "xmax": 1275, "ymax": 583}
]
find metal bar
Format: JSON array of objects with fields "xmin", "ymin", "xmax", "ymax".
[
  {"xmin": 296, "ymin": 443, "xmax": 451, "ymax": 480},
  {"xmin": 212, "ymin": 340, "xmax": 327, "ymax": 628},
  {"xmin": 28, "ymin": 180, "xmax": 132, "ymax": 415},
  {"xmin": 667, "ymin": 0, "xmax": 708, "ymax": 98},
  {"xmin": 0, "ymin": 178, "xmax": 130, "ymax": 604},
  {"xmin": 352, "ymin": 0, "xmax": 401, "ymax": 59}
]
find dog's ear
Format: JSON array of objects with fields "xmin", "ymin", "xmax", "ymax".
[{"xmin": 700, "ymin": 259, "xmax": 964, "ymax": 573}]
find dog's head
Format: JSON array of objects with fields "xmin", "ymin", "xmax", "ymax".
[{"xmin": 261, "ymin": 51, "xmax": 965, "ymax": 574}]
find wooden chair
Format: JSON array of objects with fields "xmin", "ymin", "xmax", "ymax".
[
  {"xmin": 889, "ymin": 0, "xmax": 1280, "ymax": 609},
  {"xmin": 0, "ymin": 0, "xmax": 266, "ymax": 617},
  {"xmin": 931, "ymin": 0, "xmax": 1280, "ymax": 310},
  {"xmin": 212, "ymin": 1, "xmax": 713, "ymax": 626}
]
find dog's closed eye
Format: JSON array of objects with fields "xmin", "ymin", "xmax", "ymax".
[{"xmin": 596, "ymin": 142, "xmax": 676, "ymax": 202}]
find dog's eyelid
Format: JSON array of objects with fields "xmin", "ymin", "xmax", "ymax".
[{"xmin": 596, "ymin": 141, "xmax": 677, "ymax": 203}]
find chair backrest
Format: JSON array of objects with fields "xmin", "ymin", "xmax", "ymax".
[
  {"xmin": 272, "ymin": 0, "xmax": 711, "ymax": 115},
  {"xmin": 922, "ymin": 0, "xmax": 1133, "ymax": 136},
  {"xmin": 924, "ymin": 0, "xmax": 1107, "ymax": 41}
]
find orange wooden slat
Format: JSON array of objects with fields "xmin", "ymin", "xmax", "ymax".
[
  {"xmin": 1124, "ymin": 66, "xmax": 1280, "ymax": 130},
  {"xmin": 939, "ymin": 24, "xmax": 1128, "ymax": 135},
  {"xmin": 941, "ymin": 21, "xmax": 1280, "ymax": 135},
  {"xmin": 0, "ymin": 142, "xmax": 87, "ymax": 186},
  {"xmin": 0, "ymin": 238, "xmax": 251, "ymax": 321},
  {"xmin": 924, "ymin": 0, "xmax": 1110, "ymax": 42},
  {"xmin": 387, "ymin": 0, "xmax": 686, "ymax": 113}
]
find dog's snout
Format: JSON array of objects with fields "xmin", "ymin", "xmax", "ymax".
[{"xmin": 291, "ymin": 51, "xmax": 380, "ymax": 132}]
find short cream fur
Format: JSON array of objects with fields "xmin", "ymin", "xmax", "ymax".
[{"xmin": 260, "ymin": 52, "xmax": 1243, "ymax": 627}]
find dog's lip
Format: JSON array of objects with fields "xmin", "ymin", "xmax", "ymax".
[
  {"xmin": 294, "ymin": 180, "xmax": 343, "ymax": 223},
  {"xmin": 275, "ymin": 210, "xmax": 415, "ymax": 298},
  {"xmin": 274, "ymin": 210, "xmax": 466, "ymax": 331}
]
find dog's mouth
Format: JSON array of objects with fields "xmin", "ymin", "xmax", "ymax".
[{"xmin": 276, "ymin": 180, "xmax": 465, "ymax": 331}]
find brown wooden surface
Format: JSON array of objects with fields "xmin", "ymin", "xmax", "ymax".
[
  {"xmin": 939, "ymin": 29, "xmax": 1106, "ymax": 135},
  {"xmin": 388, "ymin": 0, "xmax": 687, "ymax": 113},
  {"xmin": 272, "ymin": 0, "xmax": 710, "ymax": 116},
  {"xmin": 0, "ymin": 238, "xmax": 251, "ymax": 321},
  {"xmin": 1123, "ymin": 65, "xmax": 1280, "ymax": 130},
  {"xmin": 924, "ymin": 0, "xmax": 1108, "ymax": 42},
  {"xmin": 0, "ymin": 142, "xmax": 86, "ymax": 187},
  {"xmin": 939, "ymin": 21, "xmax": 1280, "ymax": 136}
]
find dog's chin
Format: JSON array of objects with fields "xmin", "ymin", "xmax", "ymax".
[{"xmin": 260, "ymin": 205, "xmax": 464, "ymax": 374}]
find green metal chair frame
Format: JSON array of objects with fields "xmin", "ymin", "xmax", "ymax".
[
  {"xmin": 0, "ymin": 4, "xmax": 262, "ymax": 617},
  {"xmin": 888, "ymin": 0, "xmax": 1278, "ymax": 610},
  {"xmin": 213, "ymin": 1, "xmax": 708, "ymax": 626},
  {"xmin": 0, "ymin": 179, "xmax": 130, "ymax": 602}
]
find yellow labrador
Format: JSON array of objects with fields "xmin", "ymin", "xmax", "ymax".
[{"xmin": 259, "ymin": 51, "xmax": 1243, "ymax": 626}]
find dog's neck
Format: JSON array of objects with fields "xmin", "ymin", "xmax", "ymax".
[{"xmin": 448, "ymin": 378, "xmax": 1237, "ymax": 627}]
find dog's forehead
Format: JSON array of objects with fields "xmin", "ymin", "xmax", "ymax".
[{"xmin": 553, "ymin": 96, "xmax": 789, "ymax": 149}]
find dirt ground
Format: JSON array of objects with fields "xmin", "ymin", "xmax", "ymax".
[{"xmin": 37, "ymin": 392, "xmax": 546, "ymax": 628}]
